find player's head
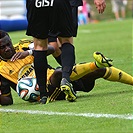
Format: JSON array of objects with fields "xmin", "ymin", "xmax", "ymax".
[{"xmin": 0, "ymin": 30, "xmax": 16, "ymax": 61}]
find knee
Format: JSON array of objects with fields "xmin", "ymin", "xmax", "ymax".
[
  {"xmin": 54, "ymin": 69, "xmax": 62, "ymax": 78},
  {"xmin": 50, "ymin": 69, "xmax": 62, "ymax": 87},
  {"xmin": 0, "ymin": 95, "xmax": 13, "ymax": 106}
]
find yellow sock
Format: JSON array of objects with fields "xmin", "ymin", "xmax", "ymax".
[
  {"xmin": 70, "ymin": 62, "xmax": 97, "ymax": 81},
  {"xmin": 103, "ymin": 67, "xmax": 133, "ymax": 85}
]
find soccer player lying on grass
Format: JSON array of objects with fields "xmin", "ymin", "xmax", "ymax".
[{"xmin": 0, "ymin": 30, "xmax": 133, "ymax": 106}]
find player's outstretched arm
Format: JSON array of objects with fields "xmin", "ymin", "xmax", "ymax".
[
  {"xmin": 10, "ymin": 51, "xmax": 30, "ymax": 61},
  {"xmin": 10, "ymin": 45, "xmax": 55, "ymax": 62}
]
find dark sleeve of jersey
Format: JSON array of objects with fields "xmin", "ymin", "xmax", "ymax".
[{"xmin": 0, "ymin": 75, "xmax": 16, "ymax": 95}]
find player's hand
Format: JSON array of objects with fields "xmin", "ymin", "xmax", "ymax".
[
  {"xmin": 94, "ymin": 0, "xmax": 106, "ymax": 14},
  {"xmin": 10, "ymin": 51, "xmax": 29, "ymax": 61}
]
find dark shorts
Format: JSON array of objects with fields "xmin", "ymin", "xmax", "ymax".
[
  {"xmin": 26, "ymin": 0, "xmax": 74, "ymax": 39},
  {"xmin": 48, "ymin": 6, "xmax": 78, "ymax": 42},
  {"xmin": 71, "ymin": 6, "xmax": 78, "ymax": 37}
]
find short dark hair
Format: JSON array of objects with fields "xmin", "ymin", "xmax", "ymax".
[{"xmin": 0, "ymin": 30, "xmax": 9, "ymax": 39}]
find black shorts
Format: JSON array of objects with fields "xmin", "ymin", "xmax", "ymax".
[
  {"xmin": 71, "ymin": 6, "xmax": 78, "ymax": 37},
  {"xmin": 26, "ymin": 0, "xmax": 74, "ymax": 39},
  {"xmin": 48, "ymin": 6, "xmax": 78, "ymax": 41},
  {"xmin": 70, "ymin": 0, "xmax": 83, "ymax": 37}
]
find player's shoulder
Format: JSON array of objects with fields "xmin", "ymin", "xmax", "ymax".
[{"xmin": 14, "ymin": 39, "xmax": 33, "ymax": 52}]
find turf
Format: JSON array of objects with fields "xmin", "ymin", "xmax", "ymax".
[{"xmin": 0, "ymin": 19, "xmax": 132, "ymax": 133}]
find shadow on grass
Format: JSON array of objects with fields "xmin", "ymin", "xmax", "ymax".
[{"xmin": 77, "ymin": 89, "xmax": 133, "ymax": 99}]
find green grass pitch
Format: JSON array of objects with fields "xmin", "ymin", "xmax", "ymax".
[{"xmin": 0, "ymin": 19, "xmax": 132, "ymax": 133}]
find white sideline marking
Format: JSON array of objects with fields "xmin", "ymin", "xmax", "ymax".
[
  {"xmin": 79, "ymin": 29, "xmax": 101, "ymax": 33},
  {"xmin": 0, "ymin": 109, "xmax": 132, "ymax": 120}
]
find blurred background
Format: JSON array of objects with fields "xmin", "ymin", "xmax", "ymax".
[
  {"xmin": 0, "ymin": 0, "xmax": 27, "ymax": 31},
  {"xmin": 0, "ymin": 0, "xmax": 132, "ymax": 31},
  {"xmin": 86, "ymin": 0, "xmax": 132, "ymax": 21}
]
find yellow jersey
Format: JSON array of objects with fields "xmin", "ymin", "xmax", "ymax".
[{"xmin": 0, "ymin": 39, "xmax": 54, "ymax": 84}]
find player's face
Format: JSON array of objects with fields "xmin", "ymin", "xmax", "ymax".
[{"xmin": 0, "ymin": 35, "xmax": 16, "ymax": 60}]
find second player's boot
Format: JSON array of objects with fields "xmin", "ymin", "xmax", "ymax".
[{"xmin": 93, "ymin": 52, "xmax": 113, "ymax": 68}]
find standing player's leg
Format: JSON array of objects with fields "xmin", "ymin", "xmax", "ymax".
[
  {"xmin": 48, "ymin": 37, "xmax": 62, "ymax": 65},
  {"xmin": 59, "ymin": 37, "xmax": 77, "ymax": 102},
  {"xmin": 26, "ymin": 0, "xmax": 52, "ymax": 104},
  {"xmin": 59, "ymin": 6, "xmax": 81, "ymax": 102},
  {"xmin": 48, "ymin": 6, "xmax": 79, "ymax": 66},
  {"xmin": 49, "ymin": 0, "xmax": 77, "ymax": 102},
  {"xmin": 33, "ymin": 38, "xmax": 49, "ymax": 104}
]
